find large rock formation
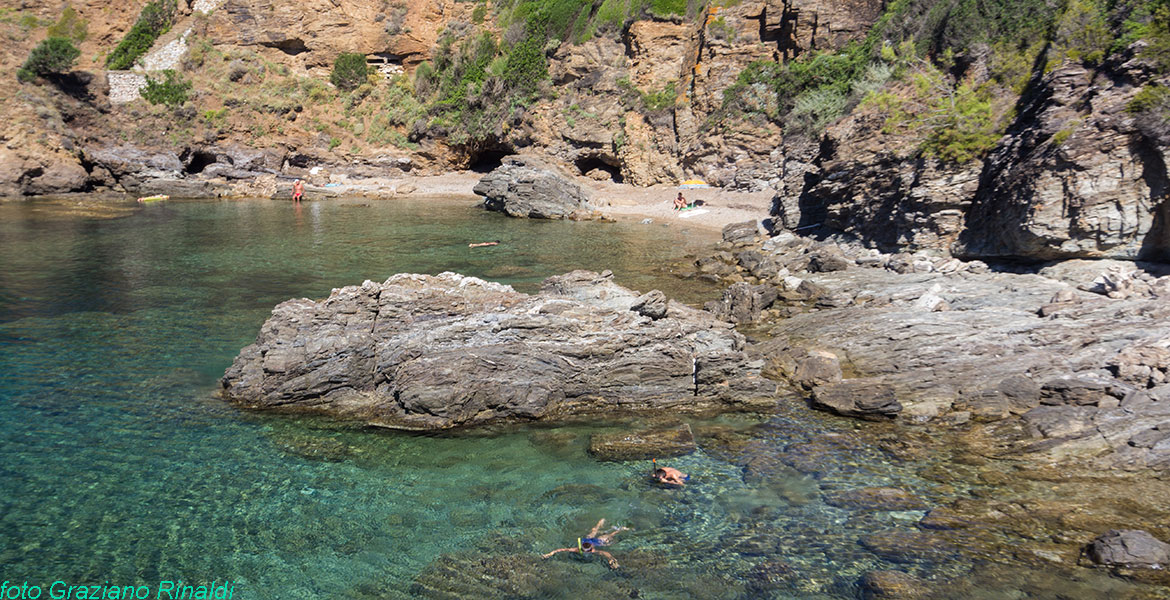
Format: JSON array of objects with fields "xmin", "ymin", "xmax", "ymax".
[
  {"xmin": 473, "ymin": 155, "xmax": 593, "ymax": 219},
  {"xmin": 204, "ymin": 0, "xmax": 473, "ymax": 70},
  {"xmin": 220, "ymin": 270, "xmax": 776, "ymax": 429},
  {"xmin": 957, "ymin": 55, "xmax": 1170, "ymax": 261},
  {"xmin": 790, "ymin": 47, "xmax": 1170, "ymax": 261}
]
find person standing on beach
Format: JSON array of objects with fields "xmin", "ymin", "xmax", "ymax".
[{"xmin": 292, "ymin": 179, "xmax": 304, "ymax": 203}]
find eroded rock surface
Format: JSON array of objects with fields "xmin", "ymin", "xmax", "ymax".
[{"xmin": 221, "ymin": 270, "xmax": 775, "ymax": 429}]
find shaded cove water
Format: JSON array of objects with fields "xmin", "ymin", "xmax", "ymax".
[{"xmin": 0, "ymin": 197, "xmax": 1151, "ymax": 600}]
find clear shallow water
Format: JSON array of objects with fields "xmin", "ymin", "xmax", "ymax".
[{"xmin": 0, "ymin": 197, "xmax": 1149, "ymax": 599}]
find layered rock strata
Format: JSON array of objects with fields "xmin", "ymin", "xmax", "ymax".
[{"xmin": 221, "ymin": 270, "xmax": 776, "ymax": 429}]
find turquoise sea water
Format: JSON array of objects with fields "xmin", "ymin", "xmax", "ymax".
[{"xmin": 0, "ymin": 197, "xmax": 1151, "ymax": 599}]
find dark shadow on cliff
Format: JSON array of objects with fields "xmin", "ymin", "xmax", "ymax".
[
  {"xmin": 954, "ymin": 43, "xmax": 1056, "ymax": 260},
  {"xmin": 1135, "ymin": 135, "xmax": 1170, "ymax": 263}
]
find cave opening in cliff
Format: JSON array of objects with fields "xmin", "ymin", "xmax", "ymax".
[
  {"xmin": 575, "ymin": 156, "xmax": 623, "ymax": 183},
  {"xmin": 468, "ymin": 150, "xmax": 512, "ymax": 173},
  {"xmin": 183, "ymin": 151, "xmax": 219, "ymax": 175},
  {"xmin": 261, "ymin": 38, "xmax": 309, "ymax": 56}
]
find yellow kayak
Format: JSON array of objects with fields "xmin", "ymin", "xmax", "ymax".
[{"xmin": 137, "ymin": 195, "xmax": 169, "ymax": 203}]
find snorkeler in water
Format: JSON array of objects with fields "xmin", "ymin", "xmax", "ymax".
[
  {"xmin": 651, "ymin": 459, "xmax": 689, "ymax": 487},
  {"xmin": 541, "ymin": 518, "xmax": 630, "ymax": 569}
]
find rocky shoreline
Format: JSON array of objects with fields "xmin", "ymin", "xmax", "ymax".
[{"xmin": 695, "ymin": 220, "xmax": 1170, "ymax": 470}]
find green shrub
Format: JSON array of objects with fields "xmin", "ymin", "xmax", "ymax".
[
  {"xmin": 920, "ymin": 83, "xmax": 1000, "ymax": 163},
  {"xmin": 708, "ymin": 16, "xmax": 736, "ymax": 42},
  {"xmin": 47, "ymin": 5, "xmax": 87, "ymax": 43},
  {"xmin": 140, "ymin": 69, "xmax": 191, "ymax": 106},
  {"xmin": 106, "ymin": 0, "xmax": 176, "ymax": 70},
  {"xmin": 1052, "ymin": 0, "xmax": 1112, "ymax": 65},
  {"xmin": 18, "ymin": 37, "xmax": 80, "ymax": 82},
  {"xmin": 331, "ymin": 52, "xmax": 370, "ymax": 91},
  {"xmin": 649, "ymin": 0, "xmax": 688, "ymax": 17},
  {"xmin": 1129, "ymin": 83, "xmax": 1170, "ymax": 113},
  {"xmin": 502, "ymin": 29, "xmax": 547, "ymax": 94},
  {"xmin": 641, "ymin": 81, "xmax": 677, "ymax": 111}
]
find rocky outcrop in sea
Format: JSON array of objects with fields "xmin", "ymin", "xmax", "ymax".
[{"xmin": 220, "ymin": 270, "xmax": 775, "ymax": 429}]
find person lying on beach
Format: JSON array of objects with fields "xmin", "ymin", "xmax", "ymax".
[
  {"xmin": 468, "ymin": 241, "xmax": 500, "ymax": 248},
  {"xmin": 541, "ymin": 518, "xmax": 630, "ymax": 569},
  {"xmin": 651, "ymin": 461, "xmax": 689, "ymax": 487}
]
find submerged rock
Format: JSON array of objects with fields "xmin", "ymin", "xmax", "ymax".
[
  {"xmin": 1085, "ymin": 530, "xmax": 1170, "ymax": 569},
  {"xmin": 588, "ymin": 423, "xmax": 696, "ymax": 461},
  {"xmin": 824, "ymin": 487, "xmax": 927, "ymax": 512},
  {"xmin": 858, "ymin": 570, "xmax": 930, "ymax": 599},
  {"xmin": 221, "ymin": 270, "xmax": 775, "ymax": 429}
]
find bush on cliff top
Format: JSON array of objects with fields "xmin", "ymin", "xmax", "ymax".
[
  {"xmin": 17, "ymin": 36, "xmax": 80, "ymax": 83},
  {"xmin": 105, "ymin": 0, "xmax": 177, "ymax": 70}
]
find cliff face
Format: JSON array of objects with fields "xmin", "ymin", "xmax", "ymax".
[
  {"xmin": 202, "ymin": 0, "xmax": 470, "ymax": 70},
  {"xmin": 789, "ymin": 45, "xmax": 1170, "ymax": 262},
  {"xmin": 957, "ymin": 55, "xmax": 1170, "ymax": 261}
]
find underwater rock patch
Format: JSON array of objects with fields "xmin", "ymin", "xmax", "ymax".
[{"xmin": 587, "ymin": 422, "xmax": 696, "ymax": 461}]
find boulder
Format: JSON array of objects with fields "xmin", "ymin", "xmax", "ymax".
[
  {"xmin": 1085, "ymin": 530, "xmax": 1170, "ymax": 569},
  {"xmin": 807, "ymin": 250, "xmax": 852, "ymax": 273},
  {"xmin": 722, "ymin": 220, "xmax": 760, "ymax": 245},
  {"xmin": 587, "ymin": 423, "xmax": 696, "ymax": 461},
  {"xmin": 24, "ymin": 158, "xmax": 88, "ymax": 195},
  {"xmin": 473, "ymin": 155, "xmax": 592, "ymax": 219},
  {"xmin": 810, "ymin": 381, "xmax": 902, "ymax": 420},
  {"xmin": 221, "ymin": 271, "xmax": 775, "ymax": 429},
  {"xmin": 704, "ymin": 282, "xmax": 778, "ymax": 324},
  {"xmin": 631, "ymin": 289, "xmax": 668, "ymax": 320},
  {"xmin": 1109, "ymin": 345, "xmax": 1170, "ymax": 388}
]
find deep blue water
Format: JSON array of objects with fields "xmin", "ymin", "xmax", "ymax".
[{"xmin": 0, "ymin": 197, "xmax": 1148, "ymax": 599}]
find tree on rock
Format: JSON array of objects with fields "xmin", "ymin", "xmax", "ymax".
[
  {"xmin": 331, "ymin": 52, "xmax": 370, "ymax": 91},
  {"xmin": 18, "ymin": 37, "xmax": 80, "ymax": 83}
]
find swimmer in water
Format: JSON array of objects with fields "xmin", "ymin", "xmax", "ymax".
[
  {"xmin": 541, "ymin": 518, "xmax": 630, "ymax": 569},
  {"xmin": 468, "ymin": 241, "xmax": 500, "ymax": 248},
  {"xmin": 651, "ymin": 459, "xmax": 689, "ymax": 487}
]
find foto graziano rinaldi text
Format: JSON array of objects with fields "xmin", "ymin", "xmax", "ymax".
[{"xmin": 0, "ymin": 580, "xmax": 235, "ymax": 600}]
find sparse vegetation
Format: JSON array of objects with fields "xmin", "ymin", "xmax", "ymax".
[
  {"xmin": 140, "ymin": 69, "xmax": 192, "ymax": 106},
  {"xmin": 18, "ymin": 37, "xmax": 80, "ymax": 83},
  {"xmin": 715, "ymin": 0, "xmax": 1168, "ymax": 163},
  {"xmin": 106, "ymin": 0, "xmax": 177, "ymax": 70},
  {"xmin": 47, "ymin": 5, "xmax": 87, "ymax": 44},
  {"xmin": 331, "ymin": 52, "xmax": 371, "ymax": 91}
]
